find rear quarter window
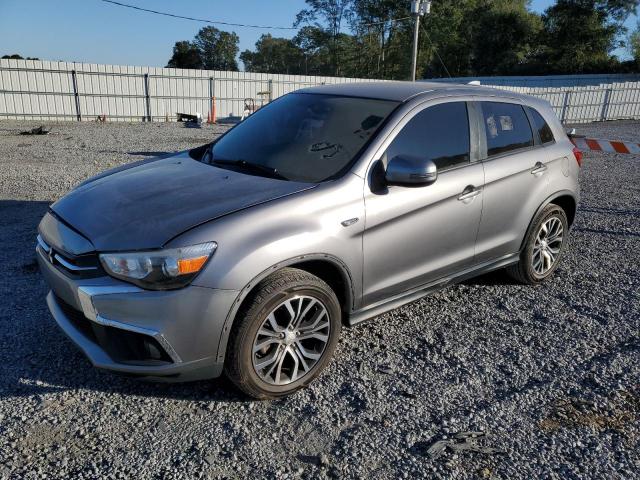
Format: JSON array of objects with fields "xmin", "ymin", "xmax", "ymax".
[
  {"xmin": 529, "ymin": 108, "xmax": 555, "ymax": 144},
  {"xmin": 480, "ymin": 102, "xmax": 534, "ymax": 157}
]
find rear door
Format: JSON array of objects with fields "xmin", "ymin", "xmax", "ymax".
[
  {"xmin": 362, "ymin": 101, "xmax": 484, "ymax": 305},
  {"xmin": 473, "ymin": 101, "xmax": 551, "ymax": 263}
]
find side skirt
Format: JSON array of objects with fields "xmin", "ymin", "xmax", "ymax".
[{"xmin": 347, "ymin": 253, "xmax": 519, "ymax": 326}]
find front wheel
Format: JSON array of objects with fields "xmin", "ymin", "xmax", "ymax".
[
  {"xmin": 225, "ymin": 268, "xmax": 341, "ymax": 399},
  {"xmin": 507, "ymin": 204, "xmax": 569, "ymax": 284}
]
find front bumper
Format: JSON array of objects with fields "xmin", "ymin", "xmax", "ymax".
[{"xmin": 38, "ymin": 244, "xmax": 238, "ymax": 382}]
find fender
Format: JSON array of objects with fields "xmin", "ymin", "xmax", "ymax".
[
  {"xmin": 519, "ymin": 189, "xmax": 578, "ymax": 252},
  {"xmin": 214, "ymin": 253, "xmax": 355, "ymax": 363}
]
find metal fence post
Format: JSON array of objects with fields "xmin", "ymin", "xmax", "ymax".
[
  {"xmin": 209, "ymin": 77, "xmax": 216, "ymax": 123},
  {"xmin": 143, "ymin": 73, "xmax": 152, "ymax": 122},
  {"xmin": 560, "ymin": 90, "xmax": 571, "ymax": 124},
  {"xmin": 600, "ymin": 87, "xmax": 612, "ymax": 121},
  {"xmin": 268, "ymin": 79, "xmax": 273, "ymax": 103},
  {"xmin": 71, "ymin": 70, "xmax": 82, "ymax": 121}
]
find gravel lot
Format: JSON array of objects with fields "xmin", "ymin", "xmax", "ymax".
[{"xmin": 0, "ymin": 119, "xmax": 638, "ymax": 479}]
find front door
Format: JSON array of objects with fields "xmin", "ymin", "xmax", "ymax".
[{"xmin": 362, "ymin": 101, "xmax": 484, "ymax": 306}]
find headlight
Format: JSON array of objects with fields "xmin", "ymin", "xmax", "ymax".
[{"xmin": 99, "ymin": 242, "xmax": 217, "ymax": 290}]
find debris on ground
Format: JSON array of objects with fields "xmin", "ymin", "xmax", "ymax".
[
  {"xmin": 425, "ymin": 432, "xmax": 505, "ymax": 459},
  {"xmin": 177, "ymin": 112, "xmax": 202, "ymax": 128},
  {"xmin": 19, "ymin": 126, "xmax": 50, "ymax": 135},
  {"xmin": 540, "ymin": 387, "xmax": 639, "ymax": 434}
]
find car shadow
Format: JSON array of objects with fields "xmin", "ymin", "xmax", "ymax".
[
  {"xmin": 127, "ymin": 151, "xmax": 174, "ymax": 157},
  {"xmin": 461, "ymin": 269, "xmax": 520, "ymax": 287},
  {"xmin": 0, "ymin": 200, "xmax": 248, "ymax": 403}
]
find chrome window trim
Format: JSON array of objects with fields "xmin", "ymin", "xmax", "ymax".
[{"xmin": 363, "ymin": 97, "xmax": 475, "ymax": 185}]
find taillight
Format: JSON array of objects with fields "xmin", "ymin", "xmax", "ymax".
[{"xmin": 572, "ymin": 146, "xmax": 583, "ymax": 167}]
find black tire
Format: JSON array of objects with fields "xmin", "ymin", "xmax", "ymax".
[
  {"xmin": 507, "ymin": 204, "xmax": 569, "ymax": 285},
  {"xmin": 225, "ymin": 267, "xmax": 341, "ymax": 399}
]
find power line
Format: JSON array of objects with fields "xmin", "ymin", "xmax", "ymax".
[
  {"xmin": 99, "ymin": 0, "xmax": 298, "ymax": 30},
  {"xmin": 360, "ymin": 16, "xmax": 413, "ymax": 27},
  {"xmin": 100, "ymin": 0, "xmax": 412, "ymax": 31},
  {"xmin": 420, "ymin": 21, "xmax": 451, "ymax": 78}
]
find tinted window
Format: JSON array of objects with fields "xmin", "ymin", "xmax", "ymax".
[
  {"xmin": 210, "ymin": 93, "xmax": 398, "ymax": 183},
  {"xmin": 529, "ymin": 108, "xmax": 555, "ymax": 144},
  {"xmin": 385, "ymin": 102, "xmax": 470, "ymax": 170},
  {"xmin": 481, "ymin": 102, "xmax": 533, "ymax": 156}
]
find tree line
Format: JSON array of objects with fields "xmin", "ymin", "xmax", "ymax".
[{"xmin": 168, "ymin": 0, "xmax": 640, "ymax": 78}]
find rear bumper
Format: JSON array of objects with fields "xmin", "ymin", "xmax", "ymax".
[{"xmin": 38, "ymin": 246, "xmax": 238, "ymax": 382}]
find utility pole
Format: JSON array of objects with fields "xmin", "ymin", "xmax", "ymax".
[{"xmin": 410, "ymin": 0, "xmax": 430, "ymax": 82}]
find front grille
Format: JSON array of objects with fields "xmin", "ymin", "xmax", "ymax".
[
  {"xmin": 54, "ymin": 295, "xmax": 172, "ymax": 365},
  {"xmin": 37, "ymin": 235, "xmax": 103, "ymax": 279}
]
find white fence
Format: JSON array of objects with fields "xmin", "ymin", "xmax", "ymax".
[
  {"xmin": 1, "ymin": 58, "xmax": 640, "ymax": 124},
  {"xmin": 0, "ymin": 59, "xmax": 374, "ymax": 123}
]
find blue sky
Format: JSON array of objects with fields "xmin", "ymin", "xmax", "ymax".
[{"xmin": 0, "ymin": 0, "xmax": 636, "ymax": 68}]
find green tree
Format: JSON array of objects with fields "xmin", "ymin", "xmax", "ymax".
[
  {"xmin": 1, "ymin": 54, "xmax": 40, "ymax": 60},
  {"xmin": 295, "ymin": 0, "xmax": 354, "ymax": 75},
  {"xmin": 467, "ymin": 1, "xmax": 543, "ymax": 75},
  {"xmin": 193, "ymin": 26, "xmax": 240, "ymax": 71},
  {"xmin": 629, "ymin": 21, "xmax": 640, "ymax": 63},
  {"xmin": 240, "ymin": 35, "xmax": 305, "ymax": 74},
  {"xmin": 166, "ymin": 41, "xmax": 202, "ymax": 69},
  {"xmin": 293, "ymin": 26, "xmax": 334, "ymax": 75},
  {"xmin": 343, "ymin": 0, "xmax": 542, "ymax": 79},
  {"xmin": 348, "ymin": 0, "xmax": 411, "ymax": 79},
  {"xmin": 166, "ymin": 27, "xmax": 240, "ymax": 71},
  {"xmin": 536, "ymin": 0, "xmax": 639, "ymax": 73}
]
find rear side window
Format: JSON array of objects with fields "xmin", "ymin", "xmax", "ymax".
[
  {"xmin": 480, "ymin": 102, "xmax": 533, "ymax": 156},
  {"xmin": 529, "ymin": 108, "xmax": 555, "ymax": 144},
  {"xmin": 385, "ymin": 102, "xmax": 470, "ymax": 170}
]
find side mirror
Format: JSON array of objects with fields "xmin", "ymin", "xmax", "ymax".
[{"xmin": 385, "ymin": 155, "xmax": 438, "ymax": 186}]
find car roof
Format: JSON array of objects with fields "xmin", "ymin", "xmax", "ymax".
[{"xmin": 299, "ymin": 80, "xmax": 534, "ymax": 104}]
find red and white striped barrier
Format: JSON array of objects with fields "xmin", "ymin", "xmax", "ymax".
[{"xmin": 570, "ymin": 137, "xmax": 640, "ymax": 154}]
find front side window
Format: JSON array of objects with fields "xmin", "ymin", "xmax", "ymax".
[
  {"xmin": 529, "ymin": 107, "xmax": 555, "ymax": 144},
  {"xmin": 481, "ymin": 102, "xmax": 533, "ymax": 157},
  {"xmin": 385, "ymin": 102, "xmax": 470, "ymax": 171},
  {"xmin": 209, "ymin": 93, "xmax": 399, "ymax": 183}
]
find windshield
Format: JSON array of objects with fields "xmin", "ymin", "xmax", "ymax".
[{"xmin": 209, "ymin": 93, "xmax": 399, "ymax": 182}]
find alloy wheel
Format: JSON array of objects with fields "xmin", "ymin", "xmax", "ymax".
[
  {"xmin": 532, "ymin": 216, "xmax": 564, "ymax": 275},
  {"xmin": 251, "ymin": 295, "xmax": 330, "ymax": 386}
]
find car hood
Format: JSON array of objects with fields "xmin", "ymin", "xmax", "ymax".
[{"xmin": 51, "ymin": 152, "xmax": 315, "ymax": 251}]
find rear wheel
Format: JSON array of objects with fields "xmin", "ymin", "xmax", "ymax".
[
  {"xmin": 225, "ymin": 268, "xmax": 341, "ymax": 399},
  {"xmin": 507, "ymin": 204, "xmax": 569, "ymax": 284}
]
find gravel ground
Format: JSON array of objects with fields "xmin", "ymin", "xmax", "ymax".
[{"xmin": 0, "ymin": 119, "xmax": 638, "ymax": 479}]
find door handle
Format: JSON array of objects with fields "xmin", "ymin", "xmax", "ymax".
[
  {"xmin": 530, "ymin": 162, "xmax": 548, "ymax": 175},
  {"xmin": 457, "ymin": 185, "xmax": 482, "ymax": 202}
]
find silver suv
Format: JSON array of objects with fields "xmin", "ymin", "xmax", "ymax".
[{"xmin": 37, "ymin": 82, "xmax": 580, "ymax": 398}]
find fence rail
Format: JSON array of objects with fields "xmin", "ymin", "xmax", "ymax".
[{"xmin": 2, "ymin": 59, "xmax": 640, "ymax": 124}]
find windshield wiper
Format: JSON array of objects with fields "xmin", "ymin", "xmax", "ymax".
[{"xmin": 211, "ymin": 158, "xmax": 289, "ymax": 181}]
